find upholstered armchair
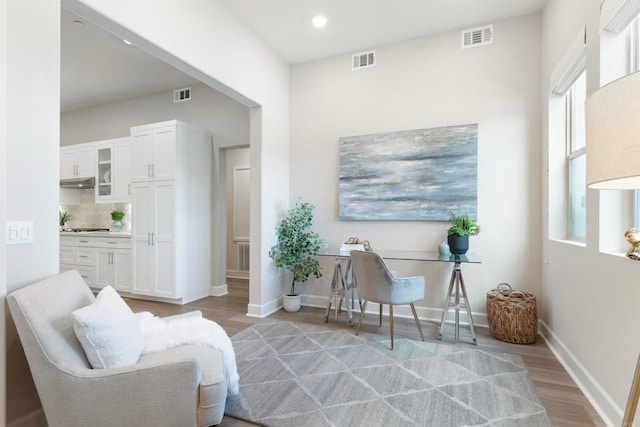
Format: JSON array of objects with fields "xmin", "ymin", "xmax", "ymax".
[
  {"xmin": 350, "ymin": 250, "xmax": 426, "ymax": 349},
  {"xmin": 7, "ymin": 270, "xmax": 227, "ymax": 427}
]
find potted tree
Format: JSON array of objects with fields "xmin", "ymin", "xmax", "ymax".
[
  {"xmin": 447, "ymin": 212, "xmax": 480, "ymax": 255},
  {"xmin": 269, "ymin": 199, "xmax": 325, "ymax": 312}
]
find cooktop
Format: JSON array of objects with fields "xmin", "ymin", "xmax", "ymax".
[{"xmin": 60, "ymin": 228, "xmax": 110, "ymax": 232}]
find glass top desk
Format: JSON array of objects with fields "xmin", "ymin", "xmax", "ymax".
[{"xmin": 317, "ymin": 248, "xmax": 481, "ymax": 345}]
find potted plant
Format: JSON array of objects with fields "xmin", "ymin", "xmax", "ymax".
[
  {"xmin": 447, "ymin": 212, "xmax": 480, "ymax": 255},
  {"xmin": 110, "ymin": 210, "xmax": 125, "ymax": 232},
  {"xmin": 269, "ymin": 199, "xmax": 325, "ymax": 312},
  {"xmin": 59, "ymin": 211, "xmax": 72, "ymax": 229}
]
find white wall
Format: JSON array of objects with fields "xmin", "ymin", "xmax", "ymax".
[
  {"xmin": 541, "ymin": 1, "xmax": 640, "ymax": 425},
  {"xmin": 66, "ymin": 0, "xmax": 290, "ymax": 317},
  {"xmin": 61, "ymin": 83, "xmax": 250, "ymax": 147},
  {"xmin": 290, "ymin": 14, "xmax": 542, "ymax": 325},
  {"xmin": 2, "ymin": 0, "xmax": 61, "ymax": 424}
]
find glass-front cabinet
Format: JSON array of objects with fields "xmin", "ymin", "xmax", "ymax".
[
  {"xmin": 97, "ymin": 146, "xmax": 112, "ymax": 197},
  {"xmin": 94, "ymin": 137, "xmax": 133, "ymax": 203}
]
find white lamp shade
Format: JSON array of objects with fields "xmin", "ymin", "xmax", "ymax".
[{"xmin": 586, "ymin": 71, "xmax": 640, "ymax": 189}]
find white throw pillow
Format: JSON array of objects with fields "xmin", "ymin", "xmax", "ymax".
[{"xmin": 72, "ymin": 286, "xmax": 144, "ymax": 369}]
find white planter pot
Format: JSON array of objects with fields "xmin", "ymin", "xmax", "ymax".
[{"xmin": 283, "ymin": 294, "xmax": 301, "ymax": 312}]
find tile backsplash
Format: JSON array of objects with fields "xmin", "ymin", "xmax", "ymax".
[{"xmin": 60, "ymin": 189, "xmax": 132, "ymax": 232}]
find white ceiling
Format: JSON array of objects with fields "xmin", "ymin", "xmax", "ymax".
[
  {"xmin": 220, "ymin": 0, "xmax": 548, "ymax": 64},
  {"xmin": 61, "ymin": 0, "xmax": 547, "ymax": 112}
]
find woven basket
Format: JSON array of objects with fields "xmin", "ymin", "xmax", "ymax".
[{"xmin": 486, "ymin": 283, "xmax": 537, "ymax": 344}]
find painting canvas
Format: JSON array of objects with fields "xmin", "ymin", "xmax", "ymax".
[{"xmin": 339, "ymin": 124, "xmax": 477, "ymax": 221}]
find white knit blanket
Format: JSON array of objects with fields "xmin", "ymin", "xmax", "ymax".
[{"xmin": 135, "ymin": 312, "xmax": 239, "ymax": 395}]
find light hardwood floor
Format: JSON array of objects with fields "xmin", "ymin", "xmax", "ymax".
[{"xmin": 124, "ymin": 278, "xmax": 606, "ymax": 427}]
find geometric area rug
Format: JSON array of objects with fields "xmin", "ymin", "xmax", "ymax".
[{"xmin": 225, "ymin": 321, "xmax": 551, "ymax": 426}]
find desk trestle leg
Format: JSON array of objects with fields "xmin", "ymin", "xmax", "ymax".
[{"xmin": 438, "ymin": 262, "xmax": 477, "ymax": 345}]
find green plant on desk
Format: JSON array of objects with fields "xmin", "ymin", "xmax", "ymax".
[{"xmin": 447, "ymin": 212, "xmax": 480, "ymax": 236}]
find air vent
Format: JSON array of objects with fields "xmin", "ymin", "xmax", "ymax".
[
  {"xmin": 352, "ymin": 50, "xmax": 376, "ymax": 70},
  {"xmin": 173, "ymin": 87, "xmax": 191, "ymax": 103},
  {"xmin": 461, "ymin": 25, "xmax": 493, "ymax": 49},
  {"xmin": 237, "ymin": 242, "xmax": 250, "ymax": 272}
]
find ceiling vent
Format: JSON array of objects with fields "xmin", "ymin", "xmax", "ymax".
[
  {"xmin": 461, "ymin": 25, "xmax": 493, "ymax": 49},
  {"xmin": 173, "ymin": 87, "xmax": 191, "ymax": 103},
  {"xmin": 352, "ymin": 50, "xmax": 376, "ymax": 70}
]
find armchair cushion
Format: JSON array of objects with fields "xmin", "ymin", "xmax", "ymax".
[{"xmin": 72, "ymin": 286, "xmax": 144, "ymax": 369}]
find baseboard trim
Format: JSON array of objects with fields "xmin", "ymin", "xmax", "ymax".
[
  {"xmin": 538, "ymin": 320, "xmax": 619, "ymax": 427},
  {"xmin": 247, "ymin": 296, "xmax": 282, "ymax": 318},
  {"xmin": 301, "ymin": 294, "xmax": 488, "ymax": 328},
  {"xmin": 7, "ymin": 408, "xmax": 47, "ymax": 427},
  {"xmin": 226, "ymin": 270, "xmax": 249, "ymax": 279},
  {"xmin": 210, "ymin": 284, "xmax": 228, "ymax": 297}
]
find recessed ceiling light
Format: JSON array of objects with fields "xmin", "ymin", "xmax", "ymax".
[
  {"xmin": 312, "ymin": 15, "xmax": 327, "ymax": 28},
  {"xmin": 123, "ymin": 39, "xmax": 132, "ymax": 45},
  {"xmin": 73, "ymin": 20, "xmax": 85, "ymax": 27}
]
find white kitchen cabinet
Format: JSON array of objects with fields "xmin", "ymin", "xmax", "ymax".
[
  {"xmin": 132, "ymin": 181, "xmax": 175, "ymax": 298},
  {"xmin": 60, "ymin": 234, "xmax": 131, "ymax": 291},
  {"xmin": 130, "ymin": 120, "xmax": 212, "ymax": 304},
  {"xmin": 131, "ymin": 123, "xmax": 176, "ymax": 182},
  {"xmin": 60, "ymin": 236, "xmax": 97, "ymax": 287},
  {"xmin": 95, "ymin": 236, "xmax": 132, "ymax": 291},
  {"xmin": 95, "ymin": 137, "xmax": 133, "ymax": 203},
  {"xmin": 60, "ymin": 143, "xmax": 95, "ymax": 179}
]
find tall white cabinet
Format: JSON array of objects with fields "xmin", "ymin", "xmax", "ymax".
[{"xmin": 130, "ymin": 120, "xmax": 212, "ymax": 303}]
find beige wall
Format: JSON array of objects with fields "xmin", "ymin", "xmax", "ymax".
[
  {"xmin": 61, "ymin": 83, "xmax": 250, "ymax": 147},
  {"xmin": 289, "ymin": 14, "xmax": 542, "ymax": 324},
  {"xmin": 3, "ymin": 0, "xmax": 61, "ymax": 424}
]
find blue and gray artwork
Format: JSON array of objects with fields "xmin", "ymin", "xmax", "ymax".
[{"xmin": 339, "ymin": 124, "xmax": 477, "ymax": 221}]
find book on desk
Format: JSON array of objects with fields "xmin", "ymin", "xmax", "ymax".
[{"xmin": 340, "ymin": 244, "xmax": 365, "ymax": 255}]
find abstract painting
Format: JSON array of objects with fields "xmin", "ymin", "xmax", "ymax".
[{"xmin": 339, "ymin": 124, "xmax": 477, "ymax": 221}]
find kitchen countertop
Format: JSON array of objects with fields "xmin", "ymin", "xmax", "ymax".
[{"xmin": 60, "ymin": 231, "xmax": 131, "ymax": 237}]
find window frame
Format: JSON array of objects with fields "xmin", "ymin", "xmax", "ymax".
[{"xmin": 565, "ymin": 71, "xmax": 587, "ymax": 241}]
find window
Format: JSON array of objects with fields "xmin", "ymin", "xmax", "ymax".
[
  {"xmin": 630, "ymin": 17, "xmax": 640, "ymax": 227},
  {"xmin": 566, "ymin": 71, "xmax": 587, "ymax": 240}
]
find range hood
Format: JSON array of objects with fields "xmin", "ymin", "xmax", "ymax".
[{"xmin": 60, "ymin": 177, "xmax": 95, "ymax": 189}]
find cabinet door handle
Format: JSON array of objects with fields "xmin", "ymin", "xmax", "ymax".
[
  {"xmin": 147, "ymin": 232, "xmax": 151, "ymax": 245},
  {"xmin": 78, "ymin": 240, "xmax": 89, "ymax": 243},
  {"xmin": 107, "ymin": 241, "xmax": 117, "ymax": 244},
  {"xmin": 151, "ymin": 232, "xmax": 154, "ymax": 246},
  {"xmin": 79, "ymin": 255, "xmax": 89, "ymax": 258},
  {"xmin": 147, "ymin": 164, "xmax": 151, "ymax": 177},
  {"xmin": 151, "ymin": 163, "xmax": 155, "ymax": 177},
  {"xmin": 128, "ymin": 184, "xmax": 131, "ymax": 195}
]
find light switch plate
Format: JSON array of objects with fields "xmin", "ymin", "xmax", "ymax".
[{"xmin": 7, "ymin": 221, "xmax": 33, "ymax": 245}]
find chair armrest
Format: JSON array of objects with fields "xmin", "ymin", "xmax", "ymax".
[{"xmin": 49, "ymin": 354, "xmax": 202, "ymax": 426}]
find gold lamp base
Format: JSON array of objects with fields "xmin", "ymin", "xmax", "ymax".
[{"xmin": 623, "ymin": 353, "xmax": 640, "ymax": 427}]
